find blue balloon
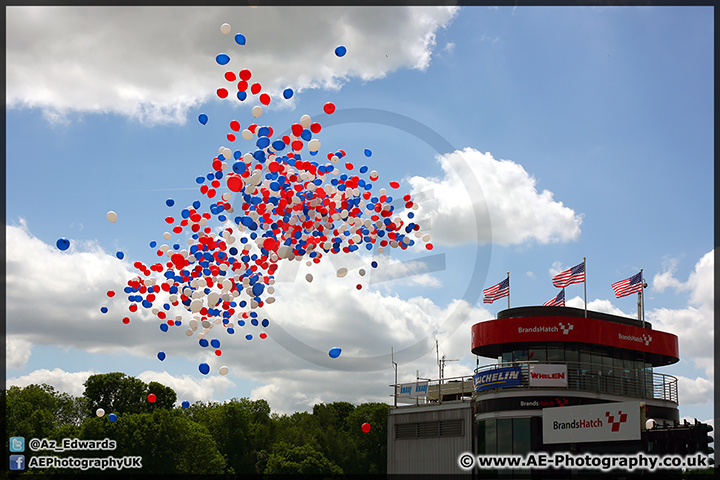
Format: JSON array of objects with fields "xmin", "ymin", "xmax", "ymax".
[
  {"xmin": 166, "ymin": 198, "xmax": 175, "ymax": 207},
  {"xmin": 216, "ymin": 53, "xmax": 230, "ymax": 65},
  {"xmin": 210, "ymin": 338, "xmax": 220, "ymax": 348},
  {"xmin": 108, "ymin": 413, "xmax": 117, "ymax": 422},
  {"xmin": 329, "ymin": 347, "xmax": 342, "ymax": 358},
  {"xmin": 246, "ymin": 334, "xmax": 253, "ymax": 340},
  {"xmin": 157, "ymin": 351, "xmax": 166, "ymax": 361},
  {"xmin": 235, "ymin": 33, "xmax": 246, "ymax": 45},
  {"xmin": 199, "ymin": 363, "xmax": 210, "ymax": 375},
  {"xmin": 198, "ymin": 113, "xmax": 208, "ymax": 125},
  {"xmin": 335, "ymin": 45, "xmax": 347, "ymax": 57},
  {"xmin": 371, "ymin": 261, "xmax": 378, "ymax": 268},
  {"xmin": 272, "ymin": 140, "xmax": 286, "ymax": 151},
  {"xmin": 233, "ymin": 161, "xmax": 247, "ymax": 174},
  {"xmin": 364, "ymin": 149, "xmax": 372, "ymax": 157},
  {"xmin": 56, "ymin": 238, "xmax": 70, "ymax": 251},
  {"xmin": 283, "ymin": 88, "xmax": 294, "ymax": 99},
  {"xmin": 116, "ymin": 251, "xmax": 124, "ymax": 260},
  {"xmin": 252, "ymin": 282, "xmax": 265, "ymax": 297},
  {"xmin": 256, "ymin": 137, "xmax": 270, "ymax": 149},
  {"xmin": 100, "ymin": 307, "xmax": 108, "ymax": 314},
  {"xmin": 182, "ymin": 400, "xmax": 190, "ymax": 409},
  {"xmin": 160, "ymin": 323, "xmax": 169, "ymax": 332},
  {"xmin": 237, "ymin": 91, "xmax": 247, "ymax": 101},
  {"xmin": 150, "ymin": 241, "xmax": 157, "ymax": 248}
]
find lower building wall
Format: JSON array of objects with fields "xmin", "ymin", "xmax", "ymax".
[{"xmin": 387, "ymin": 402, "xmax": 473, "ymax": 475}]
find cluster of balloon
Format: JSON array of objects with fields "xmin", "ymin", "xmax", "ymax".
[
  {"xmin": 87, "ymin": 24, "xmax": 434, "ymax": 376},
  {"xmin": 95, "ymin": 408, "xmax": 118, "ymax": 423}
]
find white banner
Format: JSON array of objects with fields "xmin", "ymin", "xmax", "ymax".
[
  {"xmin": 529, "ymin": 364, "xmax": 568, "ymax": 387},
  {"xmin": 396, "ymin": 381, "xmax": 429, "ymax": 398},
  {"xmin": 543, "ymin": 401, "xmax": 641, "ymax": 444}
]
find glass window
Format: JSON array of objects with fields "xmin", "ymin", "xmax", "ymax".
[
  {"xmin": 512, "ymin": 418, "xmax": 531, "ymax": 455},
  {"xmin": 497, "ymin": 418, "xmax": 513, "ymax": 454},
  {"xmin": 529, "ymin": 347, "xmax": 546, "ymax": 362},
  {"xmin": 477, "ymin": 420, "xmax": 486, "ymax": 454},
  {"xmin": 502, "ymin": 352, "xmax": 512, "ymax": 365},
  {"xmin": 513, "ymin": 350, "xmax": 528, "ymax": 362},
  {"xmin": 485, "ymin": 419, "xmax": 497, "ymax": 454},
  {"xmin": 565, "ymin": 348, "xmax": 579, "ymax": 362},
  {"xmin": 547, "ymin": 346, "xmax": 564, "ymax": 362}
]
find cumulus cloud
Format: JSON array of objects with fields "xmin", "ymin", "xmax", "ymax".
[
  {"xmin": 676, "ymin": 376, "xmax": 713, "ymax": 406},
  {"xmin": 408, "ymin": 148, "xmax": 583, "ymax": 246},
  {"xmin": 6, "ymin": 337, "xmax": 34, "ymax": 369},
  {"xmin": 6, "ymin": 6, "xmax": 457, "ymax": 125},
  {"xmin": 137, "ymin": 371, "xmax": 236, "ymax": 403},
  {"xmin": 647, "ymin": 250, "xmax": 714, "ymax": 376},
  {"xmin": 7, "ymin": 368, "xmax": 96, "ymax": 397}
]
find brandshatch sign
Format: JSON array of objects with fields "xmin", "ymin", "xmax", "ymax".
[{"xmin": 543, "ymin": 401, "xmax": 641, "ymax": 444}]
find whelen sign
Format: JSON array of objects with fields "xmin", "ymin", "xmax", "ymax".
[
  {"xmin": 543, "ymin": 401, "xmax": 641, "ymax": 444},
  {"xmin": 529, "ymin": 364, "xmax": 568, "ymax": 387}
]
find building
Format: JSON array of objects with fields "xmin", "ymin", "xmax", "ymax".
[{"xmin": 387, "ymin": 306, "xmax": 713, "ymax": 477}]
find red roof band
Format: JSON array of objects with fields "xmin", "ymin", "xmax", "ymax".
[{"xmin": 471, "ymin": 313, "xmax": 679, "ymax": 367}]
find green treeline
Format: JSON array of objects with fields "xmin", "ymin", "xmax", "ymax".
[{"xmin": 2, "ymin": 372, "xmax": 388, "ymax": 475}]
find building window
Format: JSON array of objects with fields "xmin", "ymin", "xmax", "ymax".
[
  {"xmin": 395, "ymin": 420, "xmax": 464, "ymax": 440},
  {"xmin": 477, "ymin": 418, "xmax": 532, "ymax": 455}
]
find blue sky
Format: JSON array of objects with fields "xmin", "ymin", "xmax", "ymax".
[{"xmin": 6, "ymin": 6, "xmax": 714, "ymax": 428}]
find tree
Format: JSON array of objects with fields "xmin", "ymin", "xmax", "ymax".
[
  {"xmin": 264, "ymin": 441, "xmax": 343, "ymax": 475},
  {"xmin": 345, "ymin": 402, "xmax": 389, "ymax": 474},
  {"xmin": 83, "ymin": 372, "xmax": 177, "ymax": 416},
  {"xmin": 5, "ymin": 384, "xmax": 84, "ymax": 442}
]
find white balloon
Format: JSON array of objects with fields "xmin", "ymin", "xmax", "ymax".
[
  {"xmin": 219, "ymin": 366, "xmax": 229, "ymax": 375},
  {"xmin": 300, "ymin": 114, "xmax": 312, "ymax": 128},
  {"xmin": 307, "ymin": 139, "xmax": 321, "ymax": 152},
  {"xmin": 359, "ymin": 269, "xmax": 366, "ymax": 277},
  {"xmin": 220, "ymin": 23, "xmax": 231, "ymax": 34},
  {"xmin": 96, "ymin": 408, "xmax": 105, "ymax": 417},
  {"xmin": 163, "ymin": 232, "xmax": 172, "ymax": 240},
  {"xmin": 106, "ymin": 211, "xmax": 118, "ymax": 223},
  {"xmin": 306, "ymin": 273, "xmax": 313, "ymax": 283},
  {"xmin": 252, "ymin": 106, "xmax": 263, "ymax": 118},
  {"xmin": 336, "ymin": 267, "xmax": 348, "ymax": 278},
  {"xmin": 190, "ymin": 299, "xmax": 203, "ymax": 313}
]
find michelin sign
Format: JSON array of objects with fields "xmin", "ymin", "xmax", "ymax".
[{"xmin": 473, "ymin": 366, "xmax": 522, "ymax": 392}]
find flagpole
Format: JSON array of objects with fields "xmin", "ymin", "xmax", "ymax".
[
  {"xmin": 640, "ymin": 269, "xmax": 645, "ymax": 328},
  {"xmin": 562, "ymin": 287, "xmax": 565, "ymax": 307},
  {"xmin": 507, "ymin": 272, "xmax": 510, "ymax": 309},
  {"xmin": 583, "ymin": 257, "xmax": 587, "ymax": 318}
]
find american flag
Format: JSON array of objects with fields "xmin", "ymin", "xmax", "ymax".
[
  {"xmin": 544, "ymin": 289, "xmax": 565, "ymax": 307},
  {"xmin": 552, "ymin": 261, "xmax": 585, "ymax": 288},
  {"xmin": 612, "ymin": 271, "xmax": 644, "ymax": 298},
  {"xmin": 483, "ymin": 277, "xmax": 509, "ymax": 304}
]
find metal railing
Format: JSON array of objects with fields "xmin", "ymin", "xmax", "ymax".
[{"xmin": 389, "ymin": 361, "xmax": 678, "ymax": 407}]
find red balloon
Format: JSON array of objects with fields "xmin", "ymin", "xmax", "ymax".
[
  {"xmin": 224, "ymin": 71, "xmax": 237, "ymax": 82},
  {"xmin": 323, "ymin": 102, "xmax": 336, "ymax": 114},
  {"xmin": 291, "ymin": 123, "xmax": 303, "ymax": 137},
  {"xmin": 310, "ymin": 122, "xmax": 322, "ymax": 134},
  {"xmin": 147, "ymin": 394, "xmax": 156, "ymax": 403},
  {"xmin": 107, "ymin": 290, "xmax": 115, "ymax": 297},
  {"xmin": 217, "ymin": 88, "xmax": 229, "ymax": 99},
  {"xmin": 389, "ymin": 181, "xmax": 400, "ymax": 189},
  {"xmin": 239, "ymin": 69, "xmax": 252, "ymax": 81},
  {"xmin": 227, "ymin": 134, "xmax": 236, "ymax": 142},
  {"xmin": 250, "ymin": 83, "xmax": 262, "ymax": 95},
  {"xmin": 361, "ymin": 422, "xmax": 371, "ymax": 433},
  {"xmin": 122, "ymin": 317, "xmax": 130, "ymax": 325},
  {"xmin": 237, "ymin": 80, "xmax": 248, "ymax": 92},
  {"xmin": 227, "ymin": 175, "xmax": 244, "ymax": 192},
  {"xmin": 259, "ymin": 93, "xmax": 271, "ymax": 105},
  {"xmin": 230, "ymin": 120, "xmax": 241, "ymax": 131}
]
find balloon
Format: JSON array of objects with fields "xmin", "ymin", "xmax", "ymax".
[
  {"xmin": 335, "ymin": 45, "xmax": 347, "ymax": 57},
  {"xmin": 166, "ymin": 198, "xmax": 175, "ymax": 207},
  {"xmin": 219, "ymin": 366, "xmax": 229, "ymax": 375},
  {"xmin": 56, "ymin": 238, "xmax": 70, "ymax": 250},
  {"xmin": 216, "ymin": 53, "xmax": 230, "ymax": 65},
  {"xmin": 235, "ymin": 33, "xmax": 246, "ymax": 45},
  {"xmin": 323, "ymin": 102, "xmax": 336, "ymax": 114},
  {"xmin": 283, "ymin": 88, "xmax": 293, "ymax": 99},
  {"xmin": 157, "ymin": 351, "xmax": 166, "ymax": 361},
  {"xmin": 306, "ymin": 273, "xmax": 313, "ymax": 283},
  {"xmin": 182, "ymin": 400, "xmax": 190, "ymax": 409},
  {"xmin": 108, "ymin": 413, "xmax": 117, "ymax": 422},
  {"xmin": 336, "ymin": 267, "xmax": 348, "ymax": 278},
  {"xmin": 389, "ymin": 181, "xmax": 400, "ymax": 189},
  {"xmin": 220, "ymin": 23, "xmax": 231, "ymax": 34},
  {"xmin": 199, "ymin": 363, "xmax": 210, "ymax": 375},
  {"xmin": 361, "ymin": 422, "xmax": 371, "ymax": 433},
  {"xmin": 252, "ymin": 106, "xmax": 262, "ymax": 118},
  {"xmin": 107, "ymin": 211, "xmax": 118, "ymax": 223},
  {"xmin": 148, "ymin": 394, "xmax": 157, "ymax": 403},
  {"xmin": 259, "ymin": 93, "xmax": 271, "ymax": 105},
  {"xmin": 96, "ymin": 408, "xmax": 105, "ymax": 417},
  {"xmin": 116, "ymin": 251, "xmax": 124, "ymax": 260},
  {"xmin": 329, "ymin": 347, "xmax": 342, "ymax": 358},
  {"xmin": 364, "ymin": 149, "xmax": 372, "ymax": 157},
  {"xmin": 100, "ymin": 306, "xmax": 108, "ymax": 313}
]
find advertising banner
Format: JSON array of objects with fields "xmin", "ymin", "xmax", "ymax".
[
  {"xmin": 396, "ymin": 381, "xmax": 429, "ymax": 398},
  {"xmin": 529, "ymin": 364, "xmax": 568, "ymax": 387},
  {"xmin": 473, "ymin": 366, "xmax": 521, "ymax": 392},
  {"xmin": 543, "ymin": 401, "xmax": 641, "ymax": 444}
]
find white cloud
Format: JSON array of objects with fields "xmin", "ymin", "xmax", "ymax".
[
  {"xmin": 6, "ymin": 6, "xmax": 458, "ymax": 125},
  {"xmin": 676, "ymin": 376, "xmax": 713, "ymax": 406},
  {"xmin": 137, "ymin": 371, "xmax": 236, "ymax": 404},
  {"xmin": 6, "ymin": 337, "xmax": 33, "ymax": 369},
  {"xmin": 7, "ymin": 368, "xmax": 96, "ymax": 397},
  {"xmin": 408, "ymin": 148, "xmax": 582, "ymax": 246},
  {"xmin": 647, "ymin": 250, "xmax": 714, "ymax": 377}
]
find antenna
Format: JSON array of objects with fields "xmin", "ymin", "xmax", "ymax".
[
  {"xmin": 391, "ymin": 346, "xmax": 397, "ymax": 407},
  {"xmin": 436, "ymin": 339, "xmax": 459, "ymax": 381}
]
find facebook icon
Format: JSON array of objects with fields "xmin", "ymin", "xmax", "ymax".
[{"xmin": 10, "ymin": 455, "xmax": 25, "ymax": 471}]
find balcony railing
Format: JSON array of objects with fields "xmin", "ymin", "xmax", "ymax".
[{"xmin": 390, "ymin": 361, "xmax": 678, "ymax": 407}]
